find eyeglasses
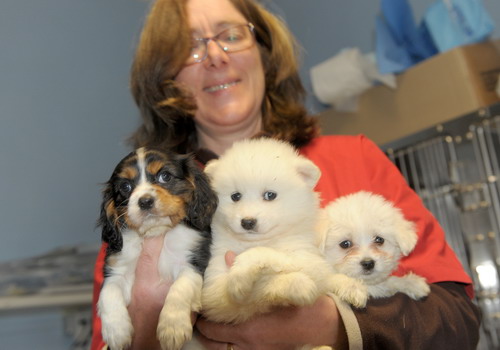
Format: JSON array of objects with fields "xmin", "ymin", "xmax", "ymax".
[{"xmin": 187, "ymin": 23, "xmax": 255, "ymax": 64}]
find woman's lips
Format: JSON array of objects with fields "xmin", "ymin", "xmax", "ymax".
[{"xmin": 203, "ymin": 80, "xmax": 240, "ymax": 93}]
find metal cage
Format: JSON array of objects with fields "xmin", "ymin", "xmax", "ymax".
[{"xmin": 384, "ymin": 104, "xmax": 500, "ymax": 350}]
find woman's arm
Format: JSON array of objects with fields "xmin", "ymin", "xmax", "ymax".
[
  {"xmin": 355, "ymin": 282, "xmax": 481, "ymax": 349},
  {"xmin": 195, "ymin": 282, "xmax": 480, "ymax": 350}
]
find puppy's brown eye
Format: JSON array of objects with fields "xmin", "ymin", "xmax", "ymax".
[
  {"xmin": 231, "ymin": 192, "xmax": 242, "ymax": 202},
  {"xmin": 157, "ymin": 171, "xmax": 172, "ymax": 183},
  {"xmin": 374, "ymin": 236, "xmax": 385, "ymax": 245},
  {"xmin": 339, "ymin": 240, "xmax": 352, "ymax": 249},
  {"xmin": 119, "ymin": 181, "xmax": 132, "ymax": 194},
  {"xmin": 263, "ymin": 191, "xmax": 277, "ymax": 201}
]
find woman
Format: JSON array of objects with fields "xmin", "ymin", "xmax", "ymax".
[{"xmin": 91, "ymin": 0, "xmax": 481, "ymax": 349}]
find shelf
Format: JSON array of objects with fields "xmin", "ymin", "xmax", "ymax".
[{"xmin": 0, "ymin": 284, "xmax": 93, "ymax": 313}]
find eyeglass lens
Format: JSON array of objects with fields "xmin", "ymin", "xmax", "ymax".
[{"xmin": 189, "ymin": 24, "xmax": 254, "ymax": 64}]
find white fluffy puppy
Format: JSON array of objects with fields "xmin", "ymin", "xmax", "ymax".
[
  {"xmin": 319, "ymin": 191, "xmax": 430, "ymax": 308},
  {"xmin": 201, "ymin": 138, "xmax": 363, "ymax": 327}
]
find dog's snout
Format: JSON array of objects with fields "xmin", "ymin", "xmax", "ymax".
[
  {"xmin": 138, "ymin": 196, "xmax": 155, "ymax": 210},
  {"xmin": 241, "ymin": 218, "xmax": 257, "ymax": 230},
  {"xmin": 360, "ymin": 259, "xmax": 375, "ymax": 271}
]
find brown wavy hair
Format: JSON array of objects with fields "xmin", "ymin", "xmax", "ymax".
[{"xmin": 129, "ymin": 0, "xmax": 319, "ymax": 153}]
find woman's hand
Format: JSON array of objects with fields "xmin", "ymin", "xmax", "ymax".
[
  {"xmin": 127, "ymin": 235, "xmax": 172, "ymax": 350},
  {"xmin": 195, "ymin": 295, "xmax": 346, "ymax": 350}
]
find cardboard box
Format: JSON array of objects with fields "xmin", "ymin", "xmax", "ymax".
[{"xmin": 318, "ymin": 40, "xmax": 500, "ymax": 146}]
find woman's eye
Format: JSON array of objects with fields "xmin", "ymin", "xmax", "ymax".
[
  {"xmin": 339, "ymin": 240, "xmax": 352, "ymax": 249},
  {"xmin": 263, "ymin": 191, "xmax": 277, "ymax": 201},
  {"xmin": 374, "ymin": 236, "xmax": 385, "ymax": 245},
  {"xmin": 157, "ymin": 171, "xmax": 172, "ymax": 183},
  {"xmin": 220, "ymin": 29, "xmax": 242, "ymax": 42},
  {"xmin": 191, "ymin": 39, "xmax": 204, "ymax": 51},
  {"xmin": 231, "ymin": 192, "xmax": 242, "ymax": 202}
]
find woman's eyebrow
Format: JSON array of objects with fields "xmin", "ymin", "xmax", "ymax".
[{"xmin": 190, "ymin": 21, "xmax": 246, "ymax": 37}]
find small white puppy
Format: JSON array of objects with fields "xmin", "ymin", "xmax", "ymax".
[
  {"xmin": 319, "ymin": 191, "xmax": 430, "ymax": 308},
  {"xmin": 198, "ymin": 138, "xmax": 362, "ymax": 350}
]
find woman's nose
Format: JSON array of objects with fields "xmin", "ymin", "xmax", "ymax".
[{"xmin": 204, "ymin": 40, "xmax": 229, "ymax": 67}]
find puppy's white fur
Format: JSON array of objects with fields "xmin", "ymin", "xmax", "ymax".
[
  {"xmin": 193, "ymin": 138, "xmax": 361, "ymax": 350},
  {"xmin": 318, "ymin": 191, "xmax": 430, "ymax": 308}
]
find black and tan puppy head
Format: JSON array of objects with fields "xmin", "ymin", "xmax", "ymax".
[{"xmin": 98, "ymin": 147, "xmax": 217, "ymax": 253}]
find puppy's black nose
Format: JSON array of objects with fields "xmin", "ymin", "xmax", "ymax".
[
  {"xmin": 138, "ymin": 196, "xmax": 155, "ymax": 210},
  {"xmin": 360, "ymin": 259, "xmax": 375, "ymax": 271},
  {"xmin": 241, "ymin": 218, "xmax": 257, "ymax": 230}
]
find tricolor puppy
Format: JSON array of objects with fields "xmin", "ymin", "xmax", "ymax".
[
  {"xmin": 97, "ymin": 147, "xmax": 217, "ymax": 350},
  {"xmin": 319, "ymin": 191, "xmax": 430, "ymax": 308},
  {"xmin": 200, "ymin": 138, "xmax": 359, "ymax": 330}
]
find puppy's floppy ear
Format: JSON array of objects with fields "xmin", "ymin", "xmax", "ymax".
[
  {"xmin": 374, "ymin": 194, "xmax": 418, "ymax": 256},
  {"xmin": 296, "ymin": 157, "xmax": 321, "ymax": 188},
  {"xmin": 184, "ymin": 156, "xmax": 218, "ymax": 232},
  {"xmin": 394, "ymin": 215, "xmax": 418, "ymax": 256},
  {"xmin": 97, "ymin": 182, "xmax": 123, "ymax": 254}
]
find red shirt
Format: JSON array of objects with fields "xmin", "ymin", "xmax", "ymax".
[{"xmin": 90, "ymin": 135, "xmax": 472, "ymax": 349}]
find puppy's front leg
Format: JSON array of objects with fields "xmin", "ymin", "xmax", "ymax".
[
  {"xmin": 227, "ymin": 246, "xmax": 299, "ymax": 303},
  {"xmin": 98, "ymin": 278, "xmax": 134, "ymax": 350},
  {"xmin": 327, "ymin": 274, "xmax": 368, "ymax": 308},
  {"xmin": 157, "ymin": 267, "xmax": 202, "ymax": 350},
  {"xmin": 251, "ymin": 270, "xmax": 320, "ymax": 307},
  {"xmin": 384, "ymin": 273, "xmax": 430, "ymax": 300}
]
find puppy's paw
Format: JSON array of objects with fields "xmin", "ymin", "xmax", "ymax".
[
  {"xmin": 157, "ymin": 308, "xmax": 193, "ymax": 350},
  {"xmin": 284, "ymin": 272, "xmax": 319, "ymax": 306},
  {"xmin": 261, "ymin": 272, "xmax": 318, "ymax": 306},
  {"xmin": 339, "ymin": 285, "xmax": 368, "ymax": 308},
  {"xmin": 101, "ymin": 309, "xmax": 134, "ymax": 350},
  {"xmin": 402, "ymin": 273, "xmax": 430, "ymax": 300},
  {"xmin": 329, "ymin": 274, "xmax": 368, "ymax": 308},
  {"xmin": 226, "ymin": 264, "xmax": 260, "ymax": 303}
]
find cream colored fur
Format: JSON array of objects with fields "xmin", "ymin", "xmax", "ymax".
[
  {"xmin": 193, "ymin": 138, "xmax": 363, "ymax": 350},
  {"xmin": 318, "ymin": 191, "xmax": 430, "ymax": 308}
]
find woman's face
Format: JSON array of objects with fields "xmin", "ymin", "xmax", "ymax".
[{"xmin": 175, "ymin": 0, "xmax": 265, "ymax": 138}]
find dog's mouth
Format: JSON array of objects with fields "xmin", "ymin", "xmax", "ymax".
[
  {"xmin": 240, "ymin": 226, "xmax": 282, "ymax": 242},
  {"xmin": 231, "ymin": 226, "xmax": 275, "ymax": 242},
  {"xmin": 129, "ymin": 199, "xmax": 186, "ymax": 229}
]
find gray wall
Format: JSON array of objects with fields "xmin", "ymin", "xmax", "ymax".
[
  {"xmin": 1, "ymin": 0, "xmax": 499, "ymax": 348},
  {"xmin": 0, "ymin": 0, "xmax": 149, "ymax": 263},
  {"xmin": 0, "ymin": 0, "xmax": 149, "ymax": 348},
  {"xmin": 2, "ymin": 0, "xmax": 500, "ymax": 264}
]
